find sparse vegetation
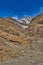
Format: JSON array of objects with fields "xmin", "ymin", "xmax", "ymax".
[{"xmin": 0, "ymin": 13, "xmax": 43, "ymax": 64}]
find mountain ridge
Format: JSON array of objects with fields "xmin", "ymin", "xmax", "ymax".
[{"xmin": 0, "ymin": 13, "xmax": 43, "ymax": 63}]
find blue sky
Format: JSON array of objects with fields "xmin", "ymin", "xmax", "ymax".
[{"xmin": 0, "ymin": 0, "xmax": 43, "ymax": 18}]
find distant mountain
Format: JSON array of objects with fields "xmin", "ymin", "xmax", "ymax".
[
  {"xmin": 12, "ymin": 16, "xmax": 32, "ymax": 29},
  {"xmin": 18, "ymin": 16, "xmax": 32, "ymax": 24}
]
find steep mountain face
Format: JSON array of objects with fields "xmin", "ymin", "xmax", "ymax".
[
  {"xmin": 25, "ymin": 13, "xmax": 43, "ymax": 36},
  {"xmin": 24, "ymin": 13, "xmax": 43, "ymax": 52}
]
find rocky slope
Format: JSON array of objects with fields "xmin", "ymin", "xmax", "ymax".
[
  {"xmin": 0, "ymin": 13, "xmax": 43, "ymax": 65},
  {"xmin": 25, "ymin": 13, "xmax": 43, "ymax": 36},
  {"xmin": 24, "ymin": 13, "xmax": 43, "ymax": 51},
  {"xmin": 0, "ymin": 16, "xmax": 30, "ymax": 62}
]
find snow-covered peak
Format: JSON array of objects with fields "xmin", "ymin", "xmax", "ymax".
[
  {"xmin": 17, "ymin": 16, "xmax": 32, "ymax": 24},
  {"xmin": 8, "ymin": 16, "xmax": 32, "ymax": 29},
  {"xmin": 12, "ymin": 16, "xmax": 32, "ymax": 24}
]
